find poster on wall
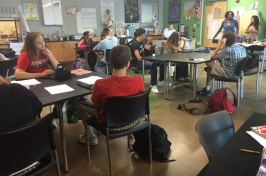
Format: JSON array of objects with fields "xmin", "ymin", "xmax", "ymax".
[
  {"xmin": 22, "ymin": 3, "xmax": 39, "ymax": 20},
  {"xmin": 140, "ymin": 1, "xmax": 159, "ymax": 28},
  {"xmin": 231, "ymin": 7, "xmax": 245, "ymax": 30},
  {"xmin": 66, "ymin": 6, "xmax": 78, "ymax": 14},
  {"xmin": 76, "ymin": 8, "xmax": 97, "ymax": 33},
  {"xmin": 168, "ymin": 0, "xmax": 181, "ymax": 23},
  {"xmin": 124, "ymin": 0, "xmax": 139, "ymax": 23},
  {"xmin": 184, "ymin": 1, "xmax": 200, "ymax": 17}
]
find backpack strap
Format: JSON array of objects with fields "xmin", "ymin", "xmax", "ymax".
[{"xmin": 225, "ymin": 87, "xmax": 238, "ymax": 106}]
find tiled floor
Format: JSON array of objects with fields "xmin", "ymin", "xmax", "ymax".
[{"xmin": 43, "ymin": 63, "xmax": 266, "ymax": 176}]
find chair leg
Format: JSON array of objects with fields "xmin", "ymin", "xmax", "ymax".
[
  {"xmin": 221, "ymin": 81, "xmax": 224, "ymax": 88},
  {"xmin": 53, "ymin": 150, "xmax": 61, "ymax": 176},
  {"xmin": 237, "ymin": 78, "xmax": 241, "ymax": 107},
  {"xmin": 106, "ymin": 129, "xmax": 113, "ymax": 176},
  {"xmin": 106, "ymin": 65, "xmax": 109, "ymax": 75},
  {"xmin": 256, "ymin": 71, "xmax": 259, "ymax": 94},
  {"xmin": 131, "ymin": 68, "xmax": 133, "ymax": 77},
  {"xmin": 148, "ymin": 123, "xmax": 152, "ymax": 165},
  {"xmin": 87, "ymin": 126, "xmax": 91, "ymax": 161},
  {"xmin": 211, "ymin": 78, "xmax": 215, "ymax": 93}
]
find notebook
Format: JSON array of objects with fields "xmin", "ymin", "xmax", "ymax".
[{"xmin": 42, "ymin": 61, "xmax": 74, "ymax": 80}]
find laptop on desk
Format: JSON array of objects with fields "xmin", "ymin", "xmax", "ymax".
[{"xmin": 42, "ymin": 61, "xmax": 74, "ymax": 80}]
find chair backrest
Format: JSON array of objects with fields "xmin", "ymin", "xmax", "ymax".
[
  {"xmin": 246, "ymin": 45, "xmax": 264, "ymax": 52},
  {"xmin": 0, "ymin": 57, "xmax": 18, "ymax": 77},
  {"xmin": 104, "ymin": 88, "xmax": 151, "ymax": 127},
  {"xmin": 0, "ymin": 113, "xmax": 55, "ymax": 175},
  {"xmin": 105, "ymin": 49, "xmax": 111, "ymax": 63},
  {"xmin": 119, "ymin": 38, "xmax": 126, "ymax": 45},
  {"xmin": 235, "ymin": 55, "xmax": 251, "ymax": 76},
  {"xmin": 244, "ymin": 53, "xmax": 260, "ymax": 70},
  {"xmin": 196, "ymin": 110, "xmax": 235, "ymax": 160}
]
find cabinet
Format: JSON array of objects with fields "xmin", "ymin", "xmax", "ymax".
[
  {"xmin": 46, "ymin": 41, "xmax": 78, "ymax": 62},
  {"xmin": 0, "ymin": 18, "xmax": 22, "ymax": 44}
]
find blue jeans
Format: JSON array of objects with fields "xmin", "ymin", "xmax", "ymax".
[{"xmin": 137, "ymin": 60, "xmax": 164, "ymax": 86}]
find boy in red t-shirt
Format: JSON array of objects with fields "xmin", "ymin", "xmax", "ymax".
[{"xmin": 77, "ymin": 45, "xmax": 144, "ymax": 145}]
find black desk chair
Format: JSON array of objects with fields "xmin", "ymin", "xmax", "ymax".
[
  {"xmin": 86, "ymin": 88, "xmax": 152, "ymax": 176},
  {"xmin": 211, "ymin": 55, "xmax": 250, "ymax": 107},
  {"xmin": 246, "ymin": 45, "xmax": 264, "ymax": 73},
  {"xmin": 243, "ymin": 53, "xmax": 260, "ymax": 95},
  {"xmin": 0, "ymin": 57, "xmax": 18, "ymax": 78},
  {"xmin": 119, "ymin": 37, "xmax": 126, "ymax": 45},
  {"xmin": 0, "ymin": 113, "xmax": 61, "ymax": 176},
  {"xmin": 196, "ymin": 110, "xmax": 235, "ymax": 161},
  {"xmin": 105, "ymin": 49, "xmax": 112, "ymax": 75}
]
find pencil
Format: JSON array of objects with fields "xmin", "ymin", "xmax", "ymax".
[
  {"xmin": 239, "ymin": 149, "xmax": 260, "ymax": 154},
  {"xmin": 6, "ymin": 69, "xmax": 9, "ymax": 80}
]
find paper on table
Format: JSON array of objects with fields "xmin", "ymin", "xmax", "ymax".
[
  {"xmin": 194, "ymin": 58, "xmax": 205, "ymax": 61},
  {"xmin": 45, "ymin": 84, "xmax": 74, "ymax": 95},
  {"xmin": 247, "ymin": 131, "xmax": 266, "ymax": 147},
  {"xmin": 11, "ymin": 79, "xmax": 41, "ymax": 86},
  {"xmin": 77, "ymin": 76, "xmax": 103, "ymax": 84}
]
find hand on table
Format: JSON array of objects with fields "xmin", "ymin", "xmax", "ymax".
[{"xmin": 42, "ymin": 69, "xmax": 55, "ymax": 77}]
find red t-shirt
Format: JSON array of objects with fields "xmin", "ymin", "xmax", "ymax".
[
  {"xmin": 16, "ymin": 51, "xmax": 52, "ymax": 73},
  {"xmin": 91, "ymin": 75, "xmax": 144, "ymax": 123}
]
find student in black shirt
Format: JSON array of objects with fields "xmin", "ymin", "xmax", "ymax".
[
  {"xmin": 130, "ymin": 28, "xmax": 169, "ymax": 94},
  {"xmin": 0, "ymin": 76, "xmax": 42, "ymax": 132}
]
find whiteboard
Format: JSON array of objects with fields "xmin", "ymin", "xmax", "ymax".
[{"xmin": 42, "ymin": 0, "xmax": 63, "ymax": 25}]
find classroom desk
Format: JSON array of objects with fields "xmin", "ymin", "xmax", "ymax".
[
  {"xmin": 238, "ymin": 43, "xmax": 266, "ymax": 73},
  {"xmin": 30, "ymin": 73, "xmax": 107, "ymax": 172},
  {"xmin": 197, "ymin": 112, "xmax": 266, "ymax": 176},
  {"xmin": 142, "ymin": 52, "xmax": 212, "ymax": 100}
]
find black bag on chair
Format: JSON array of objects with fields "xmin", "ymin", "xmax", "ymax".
[
  {"xmin": 0, "ymin": 49, "xmax": 16, "ymax": 58},
  {"xmin": 132, "ymin": 124, "xmax": 172, "ymax": 162}
]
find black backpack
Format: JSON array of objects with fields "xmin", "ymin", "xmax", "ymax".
[
  {"xmin": 0, "ymin": 49, "xmax": 16, "ymax": 58},
  {"xmin": 132, "ymin": 124, "xmax": 172, "ymax": 162}
]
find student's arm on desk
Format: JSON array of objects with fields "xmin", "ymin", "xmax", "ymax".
[
  {"xmin": 15, "ymin": 68, "xmax": 55, "ymax": 80},
  {"xmin": 41, "ymin": 48, "xmax": 59, "ymax": 70}
]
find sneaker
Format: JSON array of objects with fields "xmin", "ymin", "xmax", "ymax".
[
  {"xmin": 157, "ymin": 81, "xmax": 172, "ymax": 87},
  {"xmin": 196, "ymin": 87, "xmax": 211, "ymax": 97},
  {"xmin": 151, "ymin": 85, "xmax": 159, "ymax": 94},
  {"xmin": 52, "ymin": 118, "xmax": 57, "ymax": 129},
  {"xmin": 78, "ymin": 135, "xmax": 98, "ymax": 145}
]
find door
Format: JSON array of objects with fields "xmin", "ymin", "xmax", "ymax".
[{"xmin": 204, "ymin": 1, "xmax": 227, "ymax": 48}]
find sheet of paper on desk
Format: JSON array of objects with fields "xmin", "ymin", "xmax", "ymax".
[
  {"xmin": 11, "ymin": 79, "xmax": 41, "ymax": 86},
  {"xmin": 194, "ymin": 58, "xmax": 205, "ymax": 61},
  {"xmin": 45, "ymin": 84, "xmax": 74, "ymax": 95},
  {"xmin": 247, "ymin": 131, "xmax": 266, "ymax": 147},
  {"xmin": 77, "ymin": 76, "xmax": 103, "ymax": 84},
  {"xmin": 256, "ymin": 147, "xmax": 266, "ymax": 176}
]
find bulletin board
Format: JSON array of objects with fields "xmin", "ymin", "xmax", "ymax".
[{"xmin": 139, "ymin": 1, "xmax": 159, "ymax": 28}]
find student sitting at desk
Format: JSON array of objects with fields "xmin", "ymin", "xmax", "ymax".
[
  {"xmin": 77, "ymin": 31, "xmax": 97, "ymax": 71},
  {"xmin": 93, "ymin": 30, "xmax": 118, "ymax": 64},
  {"xmin": 100, "ymin": 28, "xmax": 110, "ymax": 41},
  {"xmin": 0, "ymin": 75, "xmax": 42, "ymax": 133},
  {"xmin": 15, "ymin": 32, "xmax": 58, "ymax": 80},
  {"xmin": 164, "ymin": 32, "xmax": 190, "ymax": 82},
  {"xmin": 197, "ymin": 32, "xmax": 246, "ymax": 97},
  {"xmin": 14, "ymin": 32, "xmax": 59, "ymax": 127},
  {"xmin": 130, "ymin": 28, "xmax": 166, "ymax": 94},
  {"xmin": 77, "ymin": 45, "xmax": 144, "ymax": 145}
]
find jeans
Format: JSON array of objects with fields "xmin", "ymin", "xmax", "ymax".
[
  {"xmin": 178, "ymin": 63, "xmax": 188, "ymax": 78},
  {"xmin": 137, "ymin": 60, "xmax": 164, "ymax": 86}
]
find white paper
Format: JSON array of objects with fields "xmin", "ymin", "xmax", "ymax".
[
  {"xmin": 247, "ymin": 131, "xmax": 266, "ymax": 147},
  {"xmin": 76, "ymin": 8, "xmax": 97, "ymax": 33},
  {"xmin": 77, "ymin": 76, "xmax": 103, "ymax": 85},
  {"xmin": 11, "ymin": 79, "xmax": 41, "ymax": 86},
  {"xmin": 207, "ymin": 19, "xmax": 223, "ymax": 39},
  {"xmin": 45, "ymin": 84, "xmax": 74, "ymax": 95},
  {"xmin": 9, "ymin": 43, "xmax": 24, "ymax": 55}
]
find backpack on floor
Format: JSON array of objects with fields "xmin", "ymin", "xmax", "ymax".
[
  {"xmin": 177, "ymin": 99, "xmax": 210, "ymax": 115},
  {"xmin": 208, "ymin": 87, "xmax": 237, "ymax": 114},
  {"xmin": 132, "ymin": 124, "xmax": 172, "ymax": 162}
]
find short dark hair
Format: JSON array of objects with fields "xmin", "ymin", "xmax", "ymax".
[
  {"xmin": 102, "ymin": 30, "xmax": 110, "ymax": 37},
  {"xmin": 135, "ymin": 28, "xmax": 146, "ymax": 37},
  {"xmin": 169, "ymin": 23, "xmax": 173, "ymax": 26},
  {"xmin": 225, "ymin": 11, "xmax": 234, "ymax": 18},
  {"xmin": 222, "ymin": 32, "xmax": 236, "ymax": 46},
  {"xmin": 110, "ymin": 45, "xmax": 131, "ymax": 69},
  {"xmin": 103, "ymin": 28, "xmax": 109, "ymax": 32}
]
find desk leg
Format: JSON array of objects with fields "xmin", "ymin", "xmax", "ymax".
[
  {"xmin": 261, "ymin": 47, "xmax": 266, "ymax": 73},
  {"xmin": 84, "ymin": 51, "xmax": 89, "ymax": 70},
  {"xmin": 167, "ymin": 61, "xmax": 171, "ymax": 100},
  {"xmin": 193, "ymin": 64, "xmax": 198, "ymax": 100},
  {"xmin": 56, "ymin": 103, "xmax": 69, "ymax": 172},
  {"xmin": 142, "ymin": 60, "xmax": 145, "ymax": 88},
  {"xmin": 189, "ymin": 64, "xmax": 193, "ymax": 89},
  {"xmin": 164, "ymin": 62, "xmax": 167, "ymax": 99}
]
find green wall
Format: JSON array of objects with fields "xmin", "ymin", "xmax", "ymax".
[{"xmin": 163, "ymin": 0, "xmax": 266, "ymax": 47}]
